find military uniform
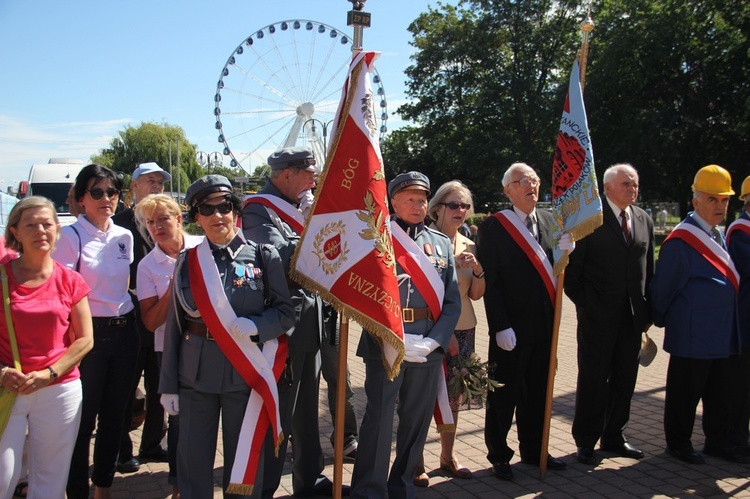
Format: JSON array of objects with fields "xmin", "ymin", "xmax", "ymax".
[
  {"xmin": 160, "ymin": 177, "xmax": 294, "ymax": 499},
  {"xmin": 351, "ymin": 215, "xmax": 461, "ymax": 499}
]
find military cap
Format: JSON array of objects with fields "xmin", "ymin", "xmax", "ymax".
[
  {"xmin": 185, "ymin": 174, "xmax": 233, "ymax": 208},
  {"xmin": 268, "ymin": 146, "xmax": 320, "ymax": 173},
  {"xmin": 388, "ymin": 171, "xmax": 431, "ymax": 198}
]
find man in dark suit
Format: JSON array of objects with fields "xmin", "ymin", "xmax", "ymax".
[
  {"xmin": 477, "ymin": 162, "xmax": 573, "ymax": 481},
  {"xmin": 564, "ymin": 163, "xmax": 654, "ymax": 465}
]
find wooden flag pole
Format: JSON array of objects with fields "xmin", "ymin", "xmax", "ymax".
[
  {"xmin": 332, "ymin": 314, "xmax": 350, "ymax": 499},
  {"xmin": 539, "ymin": 12, "xmax": 594, "ymax": 480}
]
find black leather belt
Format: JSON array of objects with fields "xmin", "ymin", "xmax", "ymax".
[
  {"xmin": 402, "ymin": 307, "xmax": 432, "ymax": 323},
  {"xmin": 186, "ymin": 321, "xmax": 214, "ymax": 341},
  {"xmin": 92, "ymin": 313, "xmax": 132, "ymax": 328}
]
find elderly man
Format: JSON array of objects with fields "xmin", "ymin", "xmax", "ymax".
[
  {"xmin": 350, "ymin": 172, "xmax": 461, "ymax": 499},
  {"xmin": 477, "ymin": 163, "xmax": 573, "ymax": 480},
  {"xmin": 242, "ymin": 146, "xmax": 335, "ymax": 497},
  {"xmin": 564, "ymin": 163, "xmax": 654, "ymax": 465},
  {"xmin": 112, "ymin": 162, "xmax": 172, "ymax": 472},
  {"xmin": 652, "ymin": 164, "xmax": 744, "ymax": 464}
]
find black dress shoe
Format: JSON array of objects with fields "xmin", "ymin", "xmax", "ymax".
[
  {"xmin": 293, "ymin": 478, "xmax": 350, "ymax": 497},
  {"xmin": 138, "ymin": 448, "xmax": 169, "ymax": 462},
  {"xmin": 576, "ymin": 447, "xmax": 596, "ymax": 465},
  {"xmin": 600, "ymin": 442, "xmax": 645, "ymax": 459},
  {"xmin": 519, "ymin": 455, "xmax": 567, "ymax": 470},
  {"xmin": 491, "ymin": 462, "xmax": 513, "ymax": 481},
  {"xmin": 666, "ymin": 447, "xmax": 705, "ymax": 464},
  {"xmin": 116, "ymin": 456, "xmax": 141, "ymax": 473},
  {"xmin": 703, "ymin": 445, "xmax": 750, "ymax": 464}
]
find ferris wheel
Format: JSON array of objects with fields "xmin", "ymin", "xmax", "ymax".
[{"xmin": 214, "ymin": 19, "xmax": 388, "ymax": 173}]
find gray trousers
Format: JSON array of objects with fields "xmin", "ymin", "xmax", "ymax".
[{"xmin": 350, "ymin": 360, "xmax": 441, "ymax": 499}]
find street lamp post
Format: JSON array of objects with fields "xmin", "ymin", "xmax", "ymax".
[
  {"xmin": 196, "ymin": 151, "xmax": 223, "ymax": 173},
  {"xmin": 303, "ymin": 119, "xmax": 335, "ymax": 162}
]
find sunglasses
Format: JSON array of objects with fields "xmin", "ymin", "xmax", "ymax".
[
  {"xmin": 197, "ymin": 201, "xmax": 233, "ymax": 217},
  {"xmin": 87, "ymin": 188, "xmax": 120, "ymax": 200},
  {"xmin": 441, "ymin": 202, "xmax": 471, "ymax": 211}
]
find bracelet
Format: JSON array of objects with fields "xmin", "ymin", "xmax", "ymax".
[
  {"xmin": 472, "ymin": 270, "xmax": 485, "ymax": 279},
  {"xmin": 48, "ymin": 366, "xmax": 59, "ymax": 381}
]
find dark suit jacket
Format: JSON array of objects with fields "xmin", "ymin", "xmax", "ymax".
[
  {"xmin": 564, "ymin": 199, "xmax": 654, "ymax": 332},
  {"xmin": 477, "ymin": 209, "xmax": 556, "ymax": 345}
]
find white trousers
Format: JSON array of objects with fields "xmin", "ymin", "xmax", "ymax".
[{"xmin": 0, "ymin": 379, "xmax": 82, "ymax": 499}]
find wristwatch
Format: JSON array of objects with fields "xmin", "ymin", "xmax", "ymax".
[
  {"xmin": 472, "ymin": 270, "xmax": 485, "ymax": 279},
  {"xmin": 47, "ymin": 366, "xmax": 59, "ymax": 381}
]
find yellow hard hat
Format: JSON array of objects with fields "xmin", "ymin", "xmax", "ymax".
[
  {"xmin": 740, "ymin": 175, "xmax": 750, "ymax": 201},
  {"xmin": 691, "ymin": 164, "xmax": 735, "ymax": 196}
]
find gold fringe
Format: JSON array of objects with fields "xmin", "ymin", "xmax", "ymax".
[
  {"xmin": 288, "ymin": 269, "xmax": 405, "ymax": 381},
  {"xmin": 553, "ymin": 212, "xmax": 603, "ymax": 276},
  {"xmin": 274, "ymin": 430, "xmax": 284, "ymax": 458},
  {"xmin": 437, "ymin": 423, "xmax": 456, "ymax": 434},
  {"xmin": 226, "ymin": 483, "xmax": 254, "ymax": 495}
]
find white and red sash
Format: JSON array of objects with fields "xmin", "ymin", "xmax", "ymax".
[
  {"xmin": 665, "ymin": 221, "xmax": 739, "ymax": 292},
  {"xmin": 390, "ymin": 221, "xmax": 454, "ymax": 430},
  {"xmin": 493, "ymin": 211, "xmax": 556, "ymax": 304},
  {"xmin": 187, "ymin": 239, "xmax": 288, "ymax": 495},
  {"xmin": 242, "ymin": 194, "xmax": 305, "ymax": 234},
  {"xmin": 727, "ymin": 218, "xmax": 750, "ymax": 248}
]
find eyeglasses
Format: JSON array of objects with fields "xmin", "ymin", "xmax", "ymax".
[
  {"xmin": 510, "ymin": 177, "xmax": 540, "ymax": 188},
  {"xmin": 197, "ymin": 201, "xmax": 233, "ymax": 217},
  {"xmin": 87, "ymin": 188, "xmax": 120, "ymax": 200},
  {"xmin": 440, "ymin": 202, "xmax": 471, "ymax": 211}
]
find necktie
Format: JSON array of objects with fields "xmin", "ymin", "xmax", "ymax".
[
  {"xmin": 621, "ymin": 211, "xmax": 633, "ymax": 247},
  {"xmin": 525, "ymin": 215, "xmax": 535, "ymax": 239},
  {"xmin": 712, "ymin": 227, "xmax": 726, "ymax": 250}
]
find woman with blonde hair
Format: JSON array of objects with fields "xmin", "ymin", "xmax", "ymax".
[
  {"xmin": 0, "ymin": 196, "xmax": 93, "ymax": 498},
  {"xmin": 134, "ymin": 193, "xmax": 202, "ymax": 498},
  {"xmin": 414, "ymin": 180, "xmax": 485, "ymax": 485}
]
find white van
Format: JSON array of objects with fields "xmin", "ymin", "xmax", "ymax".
[{"xmin": 27, "ymin": 158, "xmax": 85, "ymax": 226}]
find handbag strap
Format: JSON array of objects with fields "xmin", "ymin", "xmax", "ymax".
[{"xmin": 0, "ymin": 265, "xmax": 22, "ymax": 371}]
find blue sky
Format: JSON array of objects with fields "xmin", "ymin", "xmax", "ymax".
[{"xmin": 0, "ymin": 0, "xmax": 451, "ymax": 190}]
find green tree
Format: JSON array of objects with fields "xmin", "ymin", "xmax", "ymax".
[
  {"xmin": 585, "ymin": 0, "xmax": 750, "ymax": 211},
  {"xmin": 385, "ymin": 0, "xmax": 583, "ymax": 210},
  {"xmin": 91, "ymin": 122, "xmax": 202, "ymax": 192}
]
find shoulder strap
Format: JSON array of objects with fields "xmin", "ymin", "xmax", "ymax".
[
  {"xmin": 69, "ymin": 225, "xmax": 82, "ymax": 273},
  {"xmin": 1, "ymin": 265, "xmax": 22, "ymax": 370}
]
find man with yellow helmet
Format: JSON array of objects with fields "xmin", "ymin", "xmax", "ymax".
[
  {"xmin": 652, "ymin": 165, "xmax": 745, "ymax": 464},
  {"xmin": 726, "ymin": 174, "xmax": 750, "ymax": 460}
]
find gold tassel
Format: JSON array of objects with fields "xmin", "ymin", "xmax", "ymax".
[
  {"xmin": 436, "ymin": 423, "xmax": 456, "ymax": 434},
  {"xmin": 226, "ymin": 483, "xmax": 254, "ymax": 495}
]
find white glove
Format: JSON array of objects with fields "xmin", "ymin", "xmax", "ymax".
[
  {"xmin": 298, "ymin": 189, "xmax": 315, "ymax": 217},
  {"xmin": 161, "ymin": 394, "xmax": 180, "ymax": 416},
  {"xmin": 558, "ymin": 233, "xmax": 576, "ymax": 252},
  {"xmin": 413, "ymin": 337, "xmax": 440, "ymax": 355},
  {"xmin": 404, "ymin": 334, "xmax": 430, "ymax": 363},
  {"xmin": 495, "ymin": 328, "xmax": 517, "ymax": 351},
  {"xmin": 229, "ymin": 317, "xmax": 258, "ymax": 340}
]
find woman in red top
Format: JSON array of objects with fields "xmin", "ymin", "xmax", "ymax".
[{"xmin": 0, "ymin": 196, "xmax": 93, "ymax": 498}]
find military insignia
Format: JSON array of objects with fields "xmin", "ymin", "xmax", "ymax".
[
  {"xmin": 435, "ymin": 245, "xmax": 443, "ymax": 257},
  {"xmin": 233, "ymin": 277, "xmax": 246, "ymax": 288},
  {"xmin": 424, "ymin": 243, "xmax": 433, "ymax": 256},
  {"xmin": 313, "ymin": 221, "xmax": 349, "ymax": 275}
]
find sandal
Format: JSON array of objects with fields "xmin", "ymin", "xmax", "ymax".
[
  {"xmin": 14, "ymin": 481, "xmax": 28, "ymax": 498},
  {"xmin": 440, "ymin": 457, "xmax": 473, "ymax": 479}
]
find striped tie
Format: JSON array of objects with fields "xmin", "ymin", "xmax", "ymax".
[{"xmin": 621, "ymin": 211, "xmax": 633, "ymax": 247}]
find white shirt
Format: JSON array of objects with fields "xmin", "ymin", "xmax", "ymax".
[
  {"xmin": 137, "ymin": 234, "xmax": 203, "ymax": 351},
  {"xmin": 606, "ymin": 196, "xmax": 631, "ymax": 225},
  {"xmin": 54, "ymin": 214, "xmax": 135, "ymax": 317},
  {"xmin": 512, "ymin": 205, "xmax": 538, "ymax": 239}
]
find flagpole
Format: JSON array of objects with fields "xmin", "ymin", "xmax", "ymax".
[
  {"xmin": 539, "ymin": 13, "xmax": 595, "ymax": 480},
  {"xmin": 332, "ymin": 5, "xmax": 372, "ymax": 499}
]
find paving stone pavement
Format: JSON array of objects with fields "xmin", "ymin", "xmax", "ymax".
[{"xmin": 84, "ymin": 296, "xmax": 750, "ymax": 498}]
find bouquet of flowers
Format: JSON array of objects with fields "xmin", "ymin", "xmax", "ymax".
[{"xmin": 447, "ymin": 353, "xmax": 503, "ymax": 409}]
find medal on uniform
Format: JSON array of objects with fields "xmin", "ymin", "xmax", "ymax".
[
  {"xmin": 424, "ymin": 243, "xmax": 433, "ymax": 256},
  {"xmin": 233, "ymin": 265, "xmax": 246, "ymax": 288},
  {"xmin": 435, "ymin": 245, "xmax": 443, "ymax": 257}
]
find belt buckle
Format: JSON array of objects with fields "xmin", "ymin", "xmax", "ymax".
[
  {"xmin": 402, "ymin": 308, "xmax": 414, "ymax": 323},
  {"xmin": 110, "ymin": 317, "xmax": 127, "ymax": 327}
]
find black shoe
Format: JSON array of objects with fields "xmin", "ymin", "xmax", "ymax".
[
  {"xmin": 116, "ymin": 456, "xmax": 141, "ymax": 473},
  {"xmin": 342, "ymin": 438, "xmax": 358, "ymax": 463},
  {"xmin": 703, "ymin": 445, "xmax": 750, "ymax": 464},
  {"xmin": 293, "ymin": 477, "xmax": 350, "ymax": 497},
  {"xmin": 520, "ymin": 455, "xmax": 567, "ymax": 470},
  {"xmin": 138, "ymin": 448, "xmax": 169, "ymax": 462},
  {"xmin": 600, "ymin": 442, "xmax": 645, "ymax": 460},
  {"xmin": 666, "ymin": 447, "xmax": 705, "ymax": 464},
  {"xmin": 576, "ymin": 447, "xmax": 596, "ymax": 465},
  {"xmin": 491, "ymin": 461, "xmax": 513, "ymax": 481}
]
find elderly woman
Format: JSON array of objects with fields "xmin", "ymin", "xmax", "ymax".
[
  {"xmin": 419, "ymin": 180, "xmax": 485, "ymax": 483},
  {"xmin": 0, "ymin": 196, "xmax": 93, "ymax": 498},
  {"xmin": 54, "ymin": 164, "xmax": 139, "ymax": 499},
  {"xmin": 134, "ymin": 193, "xmax": 202, "ymax": 498},
  {"xmin": 159, "ymin": 175, "xmax": 294, "ymax": 498}
]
